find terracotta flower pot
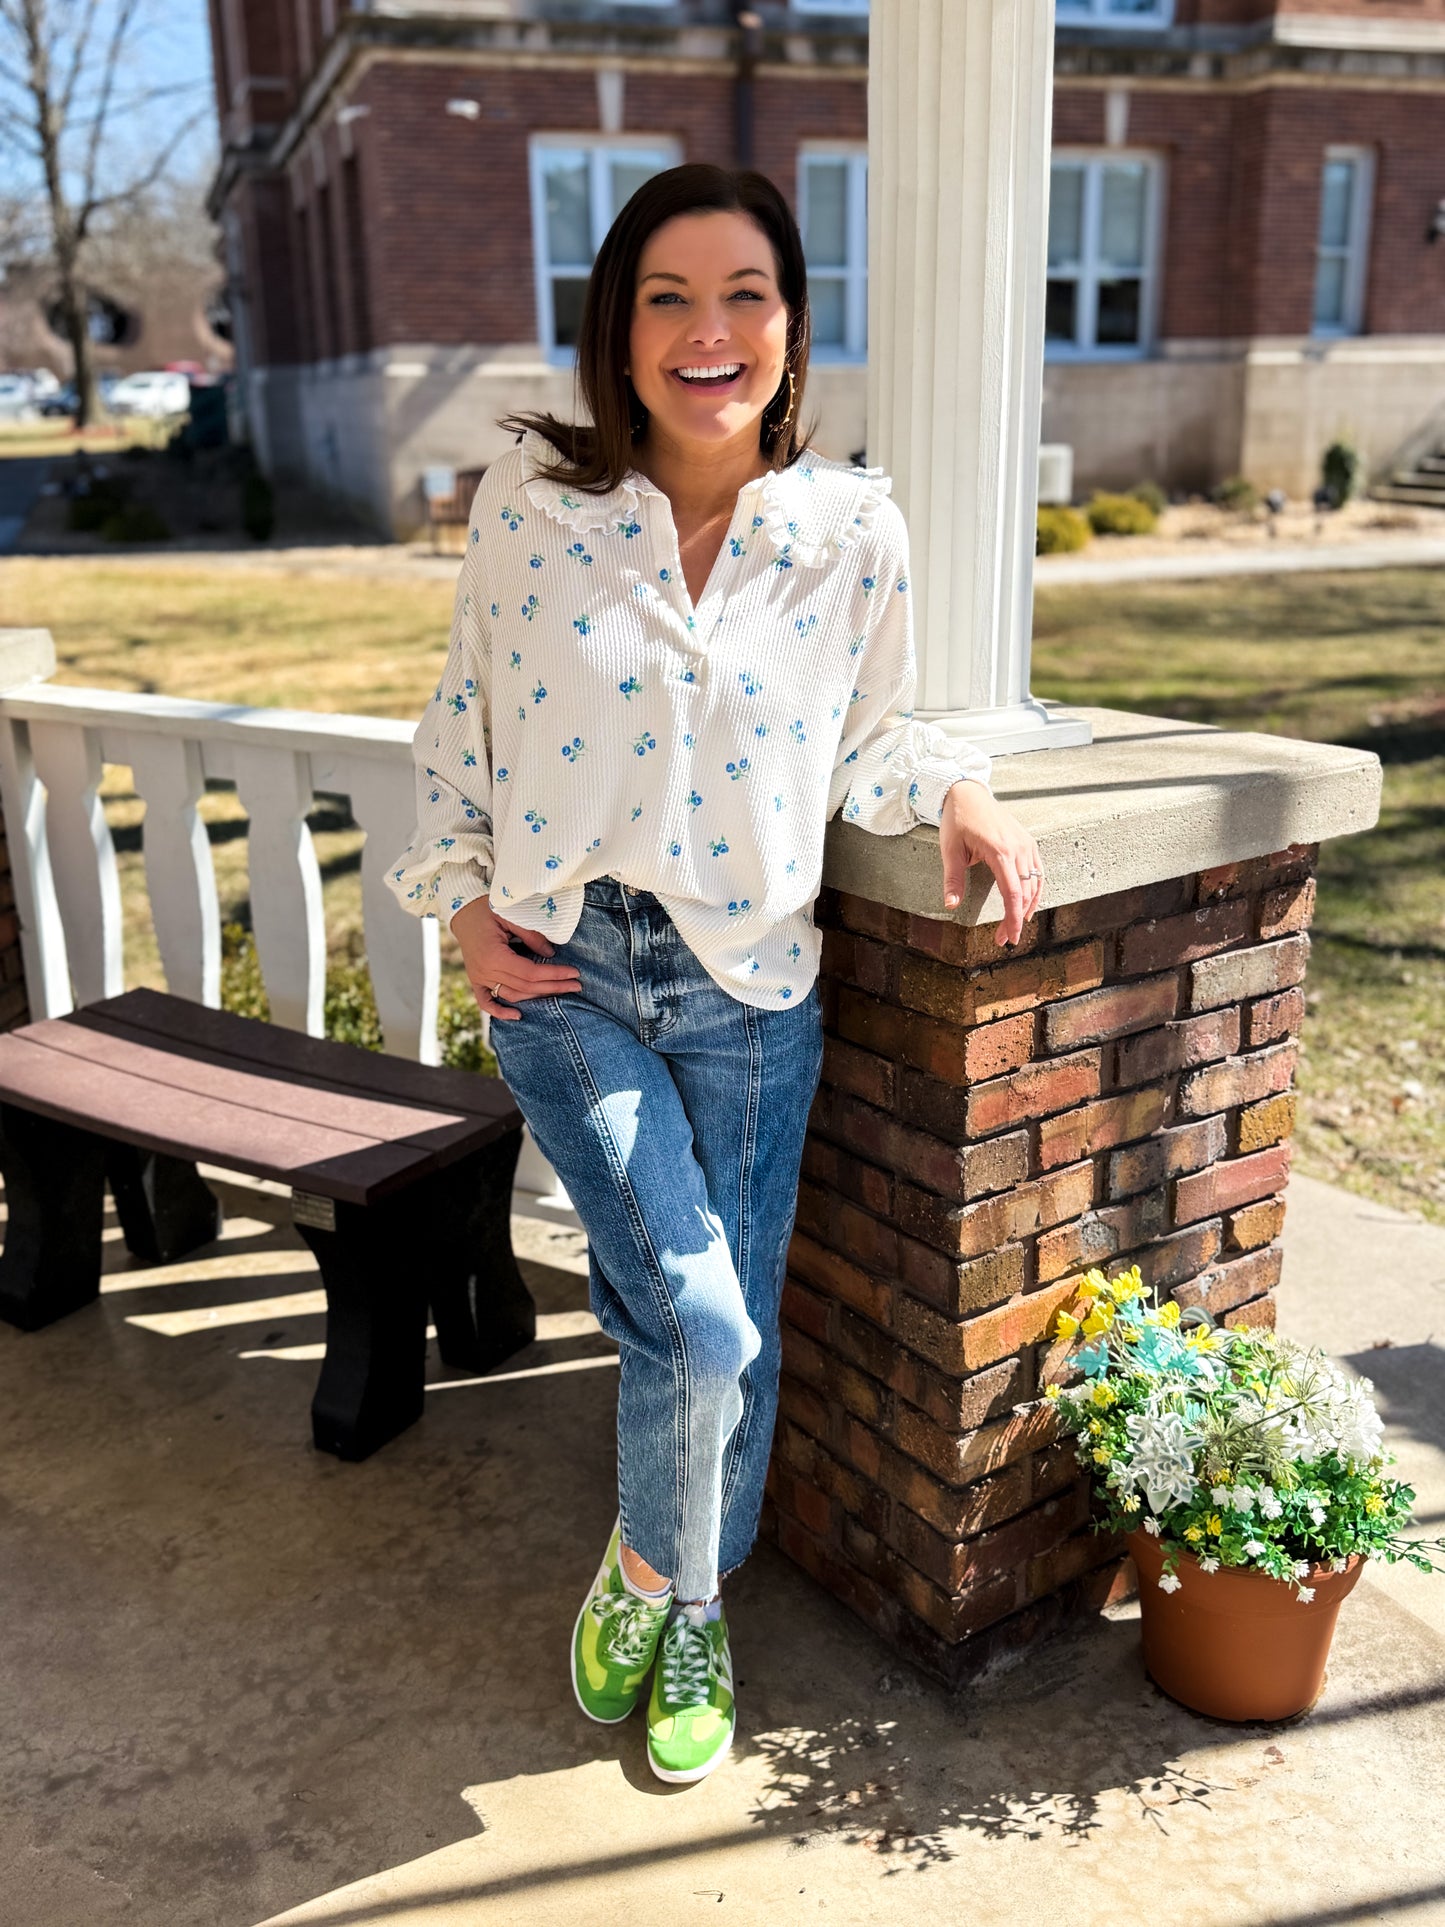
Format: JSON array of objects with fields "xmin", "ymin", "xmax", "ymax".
[{"xmin": 1125, "ymin": 1527, "xmax": 1364, "ymax": 1722}]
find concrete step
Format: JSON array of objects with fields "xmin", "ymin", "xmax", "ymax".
[{"xmin": 1373, "ymin": 483, "xmax": 1445, "ymax": 508}]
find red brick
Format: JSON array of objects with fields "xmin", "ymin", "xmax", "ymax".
[
  {"xmin": 954, "ymin": 1280, "xmax": 1081, "ymax": 1373},
  {"xmin": 968, "ymin": 941, "xmax": 1107, "ymax": 1025},
  {"xmin": 1245, "ymin": 986, "xmax": 1306, "ymax": 1048},
  {"xmin": 821, "ymin": 926, "xmax": 896, "ymax": 999},
  {"xmin": 1189, "ymin": 935, "xmax": 1310, "ymax": 1011},
  {"xmin": 1174, "ymin": 1142, "xmax": 1292, "ymax": 1225},
  {"xmin": 1118, "ymin": 899, "xmax": 1251, "ymax": 976},
  {"xmin": 1025, "ymin": 1527, "xmax": 1124, "ymax": 1602},
  {"xmin": 822, "ymin": 1035, "xmax": 896, "ymax": 1110},
  {"xmin": 962, "ymin": 1485, "xmax": 1092, "ymax": 1581},
  {"xmin": 1178, "ymin": 1044, "xmax": 1297, "ymax": 1118},
  {"xmin": 1114, "ymin": 1006, "xmax": 1240, "ymax": 1085},
  {"xmin": 897, "ymin": 1159, "xmax": 1095, "ymax": 1258},
  {"xmin": 788, "ymin": 1235, "xmax": 892, "ymax": 1327},
  {"xmin": 904, "ymin": 910, "xmax": 1040, "ymax": 967},
  {"xmin": 1223, "ymin": 1293, "xmax": 1278, "ymax": 1333},
  {"xmin": 898, "ymin": 1239, "xmax": 1027, "ymax": 1318},
  {"xmin": 887, "ymin": 1466, "xmax": 1034, "ymax": 1589},
  {"xmin": 1041, "ymin": 974, "xmax": 1179, "ymax": 1052},
  {"xmin": 890, "ymin": 1400, "xmax": 1058, "ymax": 1489},
  {"xmin": 1133, "ymin": 1219, "xmax": 1223, "ymax": 1291},
  {"xmin": 1258, "ymin": 876, "xmax": 1316, "ymax": 939},
  {"xmin": 965, "ymin": 1050, "xmax": 1102, "ymax": 1136},
  {"xmin": 1049, "ymin": 878, "xmax": 1192, "ymax": 942},
  {"xmin": 1035, "ymin": 1084, "xmax": 1171, "ymax": 1172},
  {"xmin": 891, "ymin": 1353, "xmax": 1032, "ymax": 1434},
  {"xmin": 1237, "ymin": 1092, "xmax": 1298, "ymax": 1153},
  {"xmin": 835, "ymin": 891, "xmax": 909, "ymax": 945},
  {"xmin": 1225, "ymin": 1196, "xmax": 1287, "ymax": 1253},
  {"xmin": 1037, "ymin": 1188, "xmax": 1170, "ymax": 1281},
  {"xmin": 778, "ymin": 1374, "xmax": 830, "ymax": 1442},
  {"xmin": 1176, "ymin": 1242, "xmax": 1284, "ymax": 1315},
  {"xmin": 781, "ymin": 1275, "xmax": 832, "ymax": 1343},
  {"xmin": 1107, "ymin": 1115, "xmax": 1227, "ymax": 1197},
  {"xmin": 963, "ymin": 1012, "xmax": 1038, "ymax": 1081}
]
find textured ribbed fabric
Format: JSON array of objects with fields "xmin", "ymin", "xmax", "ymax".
[{"xmin": 386, "ymin": 427, "xmax": 991, "ymax": 1008}]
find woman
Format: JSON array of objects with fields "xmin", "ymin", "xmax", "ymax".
[{"xmin": 388, "ymin": 164, "xmax": 1043, "ymax": 1784}]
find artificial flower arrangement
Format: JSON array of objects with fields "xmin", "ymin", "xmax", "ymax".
[{"xmin": 1045, "ymin": 1264, "xmax": 1442, "ymax": 1600}]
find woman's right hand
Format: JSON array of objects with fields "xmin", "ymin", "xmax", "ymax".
[{"xmin": 450, "ymin": 896, "xmax": 583, "ymax": 1022}]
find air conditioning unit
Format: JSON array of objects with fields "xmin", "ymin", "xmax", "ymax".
[{"xmin": 1038, "ymin": 444, "xmax": 1074, "ymax": 506}]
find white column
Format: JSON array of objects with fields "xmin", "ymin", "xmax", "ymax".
[{"xmin": 867, "ymin": 0, "xmax": 1091, "ymax": 756}]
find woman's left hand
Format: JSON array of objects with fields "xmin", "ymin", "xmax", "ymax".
[{"xmin": 938, "ymin": 778, "xmax": 1045, "ymax": 947}]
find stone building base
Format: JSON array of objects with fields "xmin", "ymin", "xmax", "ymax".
[{"xmin": 763, "ymin": 847, "xmax": 1318, "ymax": 1685}]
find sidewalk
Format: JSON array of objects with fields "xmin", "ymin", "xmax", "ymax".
[
  {"xmin": 1037, "ymin": 533, "xmax": 1445, "ymax": 588},
  {"xmin": 0, "ymin": 1175, "xmax": 1440, "ymax": 1927}
]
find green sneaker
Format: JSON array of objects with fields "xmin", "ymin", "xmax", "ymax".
[
  {"xmin": 646, "ymin": 1601, "xmax": 736, "ymax": 1783},
  {"xmin": 571, "ymin": 1521, "xmax": 672, "ymax": 1724}
]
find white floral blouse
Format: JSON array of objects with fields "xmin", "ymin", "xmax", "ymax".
[{"xmin": 386, "ymin": 427, "xmax": 991, "ymax": 1009}]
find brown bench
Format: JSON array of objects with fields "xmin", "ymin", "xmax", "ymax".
[{"xmin": 0, "ymin": 988, "xmax": 534, "ymax": 1460}]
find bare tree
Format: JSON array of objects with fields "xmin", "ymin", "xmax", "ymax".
[{"xmin": 0, "ymin": 0, "xmax": 211, "ymax": 422}]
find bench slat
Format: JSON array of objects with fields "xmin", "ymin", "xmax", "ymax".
[
  {"xmin": 23, "ymin": 1018, "xmax": 488, "ymax": 1164},
  {"xmin": 0, "ymin": 1035, "xmax": 431, "ymax": 1204},
  {"xmin": 78, "ymin": 989, "xmax": 520, "ymax": 1128}
]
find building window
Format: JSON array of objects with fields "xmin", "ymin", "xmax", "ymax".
[
  {"xmin": 1056, "ymin": 0, "xmax": 1172, "ymax": 24},
  {"xmin": 793, "ymin": 1, "xmax": 870, "ymax": 13},
  {"xmin": 530, "ymin": 140, "xmax": 679, "ymax": 355},
  {"xmin": 800, "ymin": 149, "xmax": 867, "ymax": 358},
  {"xmin": 1313, "ymin": 147, "xmax": 1373, "ymax": 337},
  {"xmin": 1045, "ymin": 152, "xmax": 1160, "ymax": 359}
]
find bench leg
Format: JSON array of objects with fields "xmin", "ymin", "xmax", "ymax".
[
  {"xmin": 425, "ymin": 1128, "xmax": 537, "ymax": 1374},
  {"xmin": 106, "ymin": 1147, "xmax": 223, "ymax": 1265},
  {"xmin": 0, "ymin": 1105, "xmax": 107, "ymax": 1330},
  {"xmin": 296, "ymin": 1194, "xmax": 429, "ymax": 1461}
]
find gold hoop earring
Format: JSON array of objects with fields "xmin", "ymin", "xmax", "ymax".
[{"xmin": 775, "ymin": 364, "xmax": 796, "ymax": 430}]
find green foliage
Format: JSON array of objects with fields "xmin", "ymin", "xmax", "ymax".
[
  {"xmin": 1212, "ymin": 475, "xmax": 1259, "ymax": 513},
  {"xmin": 101, "ymin": 502, "xmax": 171, "ymax": 543},
  {"xmin": 1129, "ymin": 480, "xmax": 1167, "ymax": 516},
  {"xmin": 1036, "ymin": 505, "xmax": 1091, "ymax": 555},
  {"xmin": 219, "ymin": 922, "xmax": 497, "ymax": 1075},
  {"xmin": 1321, "ymin": 439, "xmax": 1362, "ymax": 507},
  {"xmin": 242, "ymin": 472, "xmax": 276, "ymax": 542},
  {"xmin": 1086, "ymin": 491, "xmax": 1158, "ymax": 537}
]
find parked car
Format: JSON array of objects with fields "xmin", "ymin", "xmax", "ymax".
[
  {"xmin": 107, "ymin": 370, "xmax": 191, "ymax": 418},
  {"xmin": 0, "ymin": 373, "xmax": 37, "ymax": 421},
  {"xmin": 38, "ymin": 375, "xmax": 121, "ymax": 419},
  {"xmin": 25, "ymin": 369, "xmax": 61, "ymax": 399}
]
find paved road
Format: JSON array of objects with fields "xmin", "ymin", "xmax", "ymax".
[
  {"xmin": 0, "ymin": 457, "xmax": 50, "ymax": 552},
  {"xmin": 1038, "ymin": 533, "xmax": 1445, "ymax": 587}
]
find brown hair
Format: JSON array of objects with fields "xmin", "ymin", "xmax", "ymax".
[{"xmin": 499, "ymin": 162, "xmax": 819, "ymax": 494}]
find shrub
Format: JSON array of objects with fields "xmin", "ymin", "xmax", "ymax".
[
  {"xmin": 1321, "ymin": 440, "xmax": 1361, "ymax": 508},
  {"xmin": 242, "ymin": 472, "xmax": 275, "ymax": 542},
  {"xmin": 1036, "ymin": 506, "xmax": 1091, "ymax": 554},
  {"xmin": 67, "ymin": 477, "xmax": 129, "ymax": 532},
  {"xmin": 101, "ymin": 502, "xmax": 171, "ymax": 543},
  {"xmin": 1212, "ymin": 475, "xmax": 1259, "ymax": 514},
  {"xmin": 1086, "ymin": 492, "xmax": 1158, "ymax": 537},
  {"xmin": 219, "ymin": 922, "xmax": 498, "ymax": 1075},
  {"xmin": 1129, "ymin": 480, "xmax": 1167, "ymax": 516}
]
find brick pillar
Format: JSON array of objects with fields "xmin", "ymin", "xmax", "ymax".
[
  {"xmin": 765, "ymin": 846, "xmax": 1317, "ymax": 1684},
  {"xmin": 0, "ymin": 798, "xmax": 28, "ymax": 1031}
]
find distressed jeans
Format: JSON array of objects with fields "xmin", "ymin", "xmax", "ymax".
[{"xmin": 489, "ymin": 876, "xmax": 825, "ymax": 1601}]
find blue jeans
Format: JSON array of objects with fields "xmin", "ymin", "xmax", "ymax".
[{"xmin": 489, "ymin": 876, "xmax": 825, "ymax": 1601}]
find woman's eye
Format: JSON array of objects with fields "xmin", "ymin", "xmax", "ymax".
[{"xmin": 647, "ymin": 290, "xmax": 764, "ymax": 305}]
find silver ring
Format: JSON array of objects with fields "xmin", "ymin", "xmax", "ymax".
[
  {"xmin": 1023, "ymin": 870, "xmax": 1043, "ymax": 880},
  {"xmin": 491, "ymin": 981, "xmax": 503, "ymax": 1000}
]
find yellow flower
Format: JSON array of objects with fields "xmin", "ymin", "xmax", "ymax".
[
  {"xmin": 1092, "ymin": 1447, "xmax": 1111, "ymax": 1465},
  {"xmin": 1184, "ymin": 1525, "xmax": 1204, "ymax": 1543},
  {"xmin": 1081, "ymin": 1305, "xmax": 1114, "ymax": 1338},
  {"xmin": 1090, "ymin": 1380, "xmax": 1116, "ymax": 1408},
  {"xmin": 1089, "ymin": 1419, "xmax": 1103, "ymax": 1436},
  {"xmin": 1121, "ymin": 1493, "xmax": 1141, "ymax": 1512},
  {"xmin": 1157, "ymin": 1301, "xmax": 1181, "ymax": 1329},
  {"xmin": 1055, "ymin": 1310, "xmax": 1081, "ymax": 1340},
  {"xmin": 1216, "ymin": 1468, "xmax": 1232, "ymax": 1485},
  {"xmin": 1044, "ymin": 1383, "xmax": 1062, "ymax": 1402},
  {"xmin": 1206, "ymin": 1513, "xmax": 1223, "ymax": 1535},
  {"xmin": 1183, "ymin": 1328, "xmax": 1216, "ymax": 1352},
  {"xmin": 1365, "ymin": 1494, "xmax": 1385, "ymax": 1517}
]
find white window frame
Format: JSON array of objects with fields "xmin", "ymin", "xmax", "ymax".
[
  {"xmin": 799, "ymin": 145, "xmax": 868, "ymax": 362},
  {"xmin": 1312, "ymin": 145, "xmax": 1374, "ymax": 339},
  {"xmin": 1055, "ymin": 0, "xmax": 1174, "ymax": 26},
  {"xmin": 529, "ymin": 135, "xmax": 682, "ymax": 362},
  {"xmin": 793, "ymin": 1, "xmax": 870, "ymax": 14},
  {"xmin": 1044, "ymin": 148, "xmax": 1163, "ymax": 363}
]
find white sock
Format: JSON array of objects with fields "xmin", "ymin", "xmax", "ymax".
[{"xmin": 676, "ymin": 1595, "xmax": 723, "ymax": 1623}]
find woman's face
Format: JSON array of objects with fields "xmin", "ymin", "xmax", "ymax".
[{"xmin": 628, "ymin": 209, "xmax": 791, "ymax": 457}]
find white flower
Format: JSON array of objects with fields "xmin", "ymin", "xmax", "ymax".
[
  {"xmin": 1158, "ymin": 1571, "xmax": 1182, "ymax": 1593},
  {"xmin": 1230, "ymin": 1486, "xmax": 1255, "ymax": 1513},
  {"xmin": 1292, "ymin": 1559, "xmax": 1312, "ymax": 1580},
  {"xmin": 1144, "ymin": 1517, "xmax": 1161, "ymax": 1536},
  {"xmin": 1123, "ymin": 1407, "xmax": 1205, "ymax": 1514},
  {"xmin": 1330, "ymin": 1556, "xmax": 1349, "ymax": 1573},
  {"xmin": 1210, "ymin": 1485, "xmax": 1232, "ymax": 1506},
  {"xmin": 1258, "ymin": 1487, "xmax": 1283, "ymax": 1520},
  {"xmin": 1244, "ymin": 1539, "xmax": 1267, "ymax": 1557},
  {"xmin": 1198, "ymin": 1555, "xmax": 1220, "ymax": 1573},
  {"xmin": 1309, "ymin": 1504, "xmax": 1327, "ymax": 1527},
  {"xmin": 1296, "ymin": 1586, "xmax": 1316, "ymax": 1604}
]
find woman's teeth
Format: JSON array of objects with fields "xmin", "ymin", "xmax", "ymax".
[{"xmin": 674, "ymin": 365, "xmax": 743, "ymax": 386}]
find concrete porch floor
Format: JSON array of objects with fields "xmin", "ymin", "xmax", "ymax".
[{"xmin": 0, "ymin": 1172, "xmax": 1441, "ymax": 1927}]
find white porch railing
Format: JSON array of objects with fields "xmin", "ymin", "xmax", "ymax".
[{"xmin": 0, "ymin": 631, "xmax": 564, "ymax": 1205}]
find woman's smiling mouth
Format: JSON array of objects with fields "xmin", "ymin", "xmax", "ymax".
[{"xmin": 670, "ymin": 363, "xmax": 746, "ymax": 391}]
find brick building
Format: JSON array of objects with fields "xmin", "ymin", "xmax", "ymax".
[{"xmin": 207, "ymin": 0, "xmax": 1445, "ymax": 528}]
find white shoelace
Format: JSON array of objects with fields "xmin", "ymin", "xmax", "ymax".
[
  {"xmin": 660, "ymin": 1605, "xmax": 717, "ymax": 1703},
  {"xmin": 590, "ymin": 1590, "xmax": 667, "ymax": 1670}
]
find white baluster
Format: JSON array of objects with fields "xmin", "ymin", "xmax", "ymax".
[
  {"xmin": 29, "ymin": 719, "xmax": 123, "ymax": 1007},
  {"xmin": 129, "ymin": 734, "xmax": 221, "ymax": 1007},
  {"xmin": 0, "ymin": 712, "xmax": 72, "ymax": 1017},
  {"xmin": 232, "ymin": 745, "xmax": 325, "ymax": 1034},
  {"xmin": 345, "ymin": 759, "xmax": 441, "ymax": 1064}
]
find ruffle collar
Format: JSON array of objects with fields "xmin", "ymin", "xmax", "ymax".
[{"xmin": 518, "ymin": 427, "xmax": 891, "ymax": 569}]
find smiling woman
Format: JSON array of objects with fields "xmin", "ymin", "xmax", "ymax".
[{"xmin": 387, "ymin": 161, "xmax": 1041, "ymax": 1789}]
